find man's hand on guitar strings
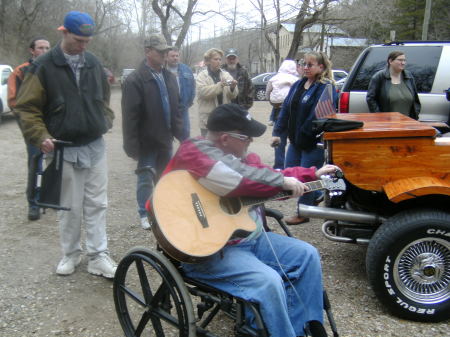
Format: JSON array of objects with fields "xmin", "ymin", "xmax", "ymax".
[
  {"xmin": 315, "ymin": 164, "xmax": 342, "ymax": 179},
  {"xmin": 282, "ymin": 177, "xmax": 308, "ymax": 197}
]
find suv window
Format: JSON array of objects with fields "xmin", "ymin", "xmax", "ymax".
[
  {"xmin": 1, "ymin": 68, "xmax": 11, "ymax": 85},
  {"xmin": 333, "ymin": 71, "xmax": 347, "ymax": 82},
  {"xmin": 349, "ymin": 46, "xmax": 442, "ymax": 93}
]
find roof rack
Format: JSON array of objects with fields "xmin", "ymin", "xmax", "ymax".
[{"xmin": 382, "ymin": 40, "xmax": 450, "ymax": 46}]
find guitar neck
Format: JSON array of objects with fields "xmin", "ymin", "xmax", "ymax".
[{"xmin": 240, "ymin": 180, "xmax": 324, "ymax": 207}]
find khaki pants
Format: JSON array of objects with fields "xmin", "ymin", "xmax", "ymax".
[{"xmin": 58, "ymin": 153, "xmax": 109, "ymax": 259}]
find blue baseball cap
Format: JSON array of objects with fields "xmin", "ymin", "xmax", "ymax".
[{"xmin": 58, "ymin": 11, "xmax": 95, "ymax": 37}]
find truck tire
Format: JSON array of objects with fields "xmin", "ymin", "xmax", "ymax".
[{"xmin": 366, "ymin": 208, "xmax": 450, "ymax": 322}]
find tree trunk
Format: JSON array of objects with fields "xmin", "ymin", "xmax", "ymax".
[
  {"xmin": 286, "ymin": 0, "xmax": 331, "ymax": 60},
  {"xmin": 421, "ymin": 0, "xmax": 432, "ymax": 40}
]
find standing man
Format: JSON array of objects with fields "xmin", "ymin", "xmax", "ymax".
[
  {"xmin": 15, "ymin": 11, "xmax": 117, "ymax": 278},
  {"xmin": 121, "ymin": 34, "xmax": 183, "ymax": 230},
  {"xmin": 166, "ymin": 47, "xmax": 195, "ymax": 141},
  {"xmin": 7, "ymin": 36, "xmax": 51, "ymax": 221},
  {"xmin": 222, "ymin": 48, "xmax": 254, "ymax": 110}
]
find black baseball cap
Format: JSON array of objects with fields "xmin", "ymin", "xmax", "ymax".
[
  {"xmin": 207, "ymin": 104, "xmax": 266, "ymax": 137},
  {"xmin": 225, "ymin": 48, "xmax": 238, "ymax": 58}
]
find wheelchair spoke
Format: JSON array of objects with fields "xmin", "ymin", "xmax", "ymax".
[
  {"xmin": 135, "ymin": 258, "xmax": 153, "ymax": 304},
  {"xmin": 134, "ymin": 310, "xmax": 152, "ymax": 337},
  {"xmin": 119, "ymin": 284, "xmax": 146, "ymax": 307}
]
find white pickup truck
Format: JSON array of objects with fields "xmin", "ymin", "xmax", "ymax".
[{"xmin": 0, "ymin": 64, "xmax": 13, "ymax": 123}]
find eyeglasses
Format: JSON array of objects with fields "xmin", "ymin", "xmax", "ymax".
[
  {"xmin": 226, "ymin": 132, "xmax": 252, "ymax": 142},
  {"xmin": 299, "ymin": 62, "xmax": 318, "ymax": 68},
  {"xmin": 395, "ymin": 58, "xmax": 407, "ymax": 63}
]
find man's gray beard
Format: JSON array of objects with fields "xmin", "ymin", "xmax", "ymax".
[{"xmin": 227, "ymin": 63, "xmax": 237, "ymax": 70}]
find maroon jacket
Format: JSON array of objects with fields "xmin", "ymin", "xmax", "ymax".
[{"xmin": 164, "ymin": 137, "xmax": 317, "ymax": 198}]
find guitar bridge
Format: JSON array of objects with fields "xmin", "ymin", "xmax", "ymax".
[{"xmin": 191, "ymin": 193, "xmax": 209, "ymax": 228}]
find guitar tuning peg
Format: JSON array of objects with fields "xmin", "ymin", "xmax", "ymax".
[{"xmin": 335, "ymin": 170, "xmax": 344, "ymax": 179}]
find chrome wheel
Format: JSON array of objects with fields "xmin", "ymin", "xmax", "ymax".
[
  {"xmin": 367, "ymin": 209, "xmax": 450, "ymax": 321},
  {"xmin": 255, "ymin": 89, "xmax": 266, "ymax": 101},
  {"xmin": 394, "ymin": 238, "xmax": 450, "ymax": 304}
]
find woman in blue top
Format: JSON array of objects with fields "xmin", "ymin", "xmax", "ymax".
[{"xmin": 271, "ymin": 51, "xmax": 338, "ymax": 225}]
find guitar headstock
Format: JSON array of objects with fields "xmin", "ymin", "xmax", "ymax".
[{"xmin": 320, "ymin": 175, "xmax": 346, "ymax": 196}]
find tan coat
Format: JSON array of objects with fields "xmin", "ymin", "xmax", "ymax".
[{"xmin": 196, "ymin": 68, "xmax": 239, "ymax": 129}]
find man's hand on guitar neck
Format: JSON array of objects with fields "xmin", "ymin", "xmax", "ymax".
[
  {"xmin": 282, "ymin": 177, "xmax": 308, "ymax": 197},
  {"xmin": 282, "ymin": 165, "xmax": 342, "ymax": 197}
]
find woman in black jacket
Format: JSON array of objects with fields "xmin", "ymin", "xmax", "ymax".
[{"xmin": 366, "ymin": 50, "xmax": 421, "ymax": 119}]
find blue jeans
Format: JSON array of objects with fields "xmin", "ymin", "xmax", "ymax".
[
  {"xmin": 26, "ymin": 142, "xmax": 42, "ymax": 208},
  {"xmin": 182, "ymin": 232, "xmax": 324, "ymax": 337},
  {"xmin": 273, "ymin": 130, "xmax": 287, "ymax": 170},
  {"xmin": 136, "ymin": 149, "xmax": 172, "ymax": 217},
  {"xmin": 180, "ymin": 108, "xmax": 190, "ymax": 141},
  {"xmin": 269, "ymin": 105, "xmax": 281, "ymax": 122},
  {"xmin": 285, "ymin": 144, "xmax": 324, "ymax": 207}
]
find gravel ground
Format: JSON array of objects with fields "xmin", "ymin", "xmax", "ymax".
[{"xmin": 0, "ymin": 87, "xmax": 448, "ymax": 337}]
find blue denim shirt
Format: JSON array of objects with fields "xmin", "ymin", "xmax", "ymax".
[{"xmin": 176, "ymin": 63, "xmax": 196, "ymax": 111}]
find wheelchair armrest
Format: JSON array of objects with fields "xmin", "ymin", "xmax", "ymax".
[
  {"xmin": 264, "ymin": 208, "xmax": 284, "ymax": 221},
  {"xmin": 264, "ymin": 207, "xmax": 293, "ymax": 237}
]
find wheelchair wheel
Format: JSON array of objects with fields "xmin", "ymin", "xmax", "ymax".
[{"xmin": 113, "ymin": 247, "xmax": 196, "ymax": 336}]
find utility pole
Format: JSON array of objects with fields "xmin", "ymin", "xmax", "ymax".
[
  {"xmin": 421, "ymin": 0, "xmax": 432, "ymax": 40},
  {"xmin": 232, "ymin": 0, "xmax": 237, "ymax": 34},
  {"xmin": 259, "ymin": 0, "xmax": 265, "ymax": 73}
]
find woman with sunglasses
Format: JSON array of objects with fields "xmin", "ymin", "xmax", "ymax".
[
  {"xmin": 271, "ymin": 52, "xmax": 338, "ymax": 225},
  {"xmin": 366, "ymin": 50, "xmax": 421, "ymax": 119}
]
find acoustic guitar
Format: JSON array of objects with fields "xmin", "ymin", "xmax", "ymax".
[{"xmin": 151, "ymin": 170, "xmax": 345, "ymax": 263}]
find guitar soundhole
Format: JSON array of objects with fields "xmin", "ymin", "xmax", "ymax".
[{"xmin": 219, "ymin": 197, "xmax": 242, "ymax": 215}]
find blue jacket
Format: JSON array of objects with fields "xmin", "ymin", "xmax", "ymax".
[
  {"xmin": 176, "ymin": 63, "xmax": 196, "ymax": 111},
  {"xmin": 273, "ymin": 77, "xmax": 337, "ymax": 151}
]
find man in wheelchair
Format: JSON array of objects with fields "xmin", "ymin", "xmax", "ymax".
[{"xmin": 161, "ymin": 103, "xmax": 338, "ymax": 337}]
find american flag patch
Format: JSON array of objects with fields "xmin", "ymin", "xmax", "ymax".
[{"xmin": 315, "ymin": 84, "xmax": 336, "ymax": 118}]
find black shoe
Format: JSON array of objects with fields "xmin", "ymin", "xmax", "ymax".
[
  {"xmin": 305, "ymin": 320, "xmax": 327, "ymax": 337},
  {"xmin": 28, "ymin": 206, "xmax": 40, "ymax": 221}
]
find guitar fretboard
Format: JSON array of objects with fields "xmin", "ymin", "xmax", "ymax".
[{"xmin": 239, "ymin": 180, "xmax": 325, "ymax": 207}]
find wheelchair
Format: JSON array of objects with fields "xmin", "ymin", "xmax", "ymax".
[{"xmin": 112, "ymin": 206, "xmax": 339, "ymax": 337}]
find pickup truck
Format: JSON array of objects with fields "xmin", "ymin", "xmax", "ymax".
[{"xmin": 304, "ymin": 112, "xmax": 450, "ymax": 322}]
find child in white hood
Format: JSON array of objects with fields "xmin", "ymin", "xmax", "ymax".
[
  {"xmin": 265, "ymin": 60, "xmax": 299, "ymax": 169},
  {"xmin": 266, "ymin": 60, "xmax": 299, "ymax": 110}
]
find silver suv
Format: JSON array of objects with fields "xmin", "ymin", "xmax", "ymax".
[
  {"xmin": 0, "ymin": 65, "xmax": 13, "ymax": 121},
  {"xmin": 339, "ymin": 41, "xmax": 450, "ymax": 122},
  {"xmin": 120, "ymin": 68, "xmax": 135, "ymax": 88}
]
